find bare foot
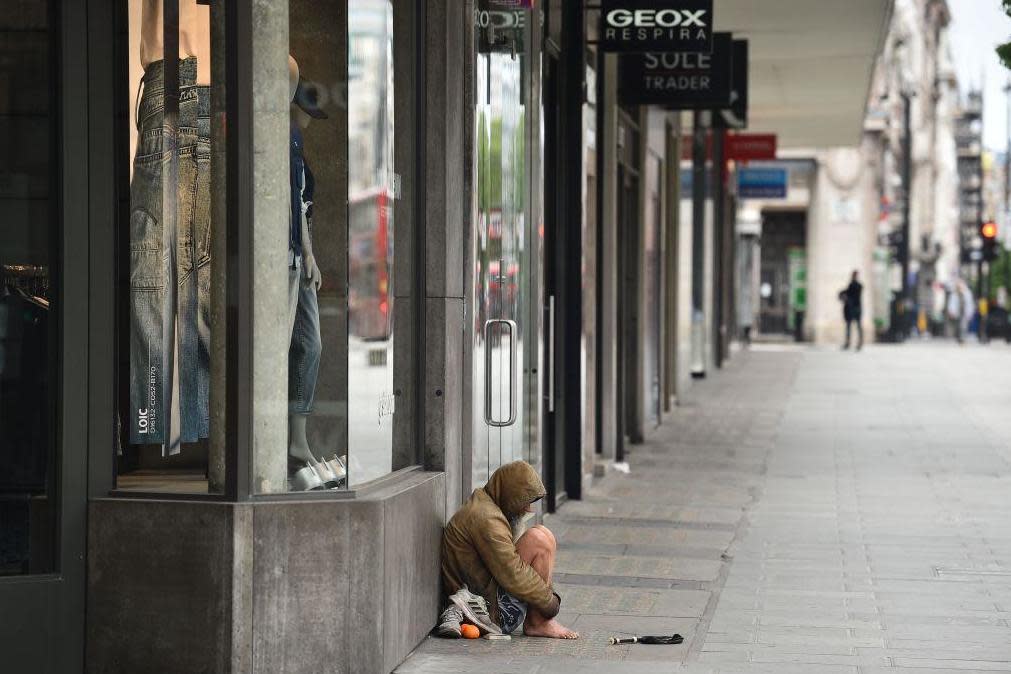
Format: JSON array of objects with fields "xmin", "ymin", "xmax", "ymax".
[{"xmin": 524, "ymin": 619, "xmax": 579, "ymax": 639}]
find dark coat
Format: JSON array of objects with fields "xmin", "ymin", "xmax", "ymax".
[{"xmin": 839, "ymin": 280, "xmax": 862, "ymax": 321}]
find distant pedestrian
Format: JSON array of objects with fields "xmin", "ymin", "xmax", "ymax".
[
  {"xmin": 839, "ymin": 270, "xmax": 863, "ymax": 350},
  {"xmin": 947, "ymin": 279, "xmax": 973, "ymax": 344}
]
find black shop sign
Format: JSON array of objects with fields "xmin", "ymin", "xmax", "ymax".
[
  {"xmin": 714, "ymin": 39, "xmax": 749, "ymax": 129},
  {"xmin": 476, "ymin": 0, "xmax": 530, "ymax": 54},
  {"xmin": 618, "ymin": 32, "xmax": 732, "ymax": 108},
  {"xmin": 599, "ymin": 0, "xmax": 713, "ymax": 53}
]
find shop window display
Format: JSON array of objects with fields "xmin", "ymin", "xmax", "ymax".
[
  {"xmin": 275, "ymin": 0, "xmax": 400, "ymax": 492},
  {"xmin": 116, "ymin": 0, "xmax": 404, "ymax": 494},
  {"xmin": 117, "ymin": 0, "xmax": 219, "ymax": 492}
]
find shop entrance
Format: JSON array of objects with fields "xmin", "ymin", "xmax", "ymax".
[
  {"xmin": 469, "ymin": 12, "xmax": 536, "ymax": 492},
  {"xmin": 758, "ymin": 210, "xmax": 807, "ymax": 338}
]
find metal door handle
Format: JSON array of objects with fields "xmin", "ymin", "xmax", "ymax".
[
  {"xmin": 484, "ymin": 319, "xmax": 518, "ymax": 427},
  {"xmin": 547, "ymin": 296, "xmax": 555, "ymax": 413}
]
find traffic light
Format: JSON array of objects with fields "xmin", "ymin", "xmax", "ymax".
[{"xmin": 982, "ymin": 221, "xmax": 998, "ymax": 262}]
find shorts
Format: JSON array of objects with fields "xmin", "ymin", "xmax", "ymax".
[{"xmin": 496, "ymin": 588, "xmax": 528, "ymax": 635}]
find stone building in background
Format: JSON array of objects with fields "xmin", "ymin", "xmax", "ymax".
[{"xmin": 859, "ymin": 0, "xmax": 960, "ymax": 338}]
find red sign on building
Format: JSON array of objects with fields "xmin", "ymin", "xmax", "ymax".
[{"xmin": 726, "ymin": 134, "xmax": 777, "ymax": 161}]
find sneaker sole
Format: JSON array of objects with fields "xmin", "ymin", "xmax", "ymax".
[
  {"xmin": 450, "ymin": 595, "xmax": 501, "ymax": 635},
  {"xmin": 434, "ymin": 625, "xmax": 462, "ymax": 638}
]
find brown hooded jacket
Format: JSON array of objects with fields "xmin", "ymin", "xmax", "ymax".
[{"xmin": 441, "ymin": 461, "xmax": 556, "ymax": 622}]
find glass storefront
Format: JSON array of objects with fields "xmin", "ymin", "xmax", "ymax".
[
  {"xmin": 114, "ymin": 0, "xmax": 413, "ymax": 495},
  {"xmin": 471, "ymin": 0, "xmax": 535, "ymax": 488},
  {"xmin": 0, "ymin": 0, "xmax": 58, "ymax": 575},
  {"xmin": 346, "ymin": 0, "xmax": 397, "ymax": 485}
]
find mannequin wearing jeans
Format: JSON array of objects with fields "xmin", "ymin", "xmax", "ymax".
[
  {"xmin": 286, "ymin": 56, "xmax": 335, "ymax": 489},
  {"xmin": 129, "ymin": 1, "xmax": 212, "ymax": 446}
]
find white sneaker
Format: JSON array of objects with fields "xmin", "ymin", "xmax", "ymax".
[
  {"xmin": 449, "ymin": 587, "xmax": 501, "ymax": 635},
  {"xmin": 435, "ymin": 604, "xmax": 464, "ymax": 638}
]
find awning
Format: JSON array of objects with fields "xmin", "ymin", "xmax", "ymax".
[{"xmin": 715, "ymin": 0, "xmax": 894, "ymax": 149}]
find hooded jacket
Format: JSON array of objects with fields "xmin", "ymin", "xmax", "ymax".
[{"xmin": 441, "ymin": 461, "xmax": 556, "ymax": 622}]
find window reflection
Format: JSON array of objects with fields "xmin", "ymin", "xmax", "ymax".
[
  {"xmin": 472, "ymin": 1, "xmax": 530, "ymax": 489},
  {"xmin": 348, "ymin": 0, "xmax": 396, "ymax": 485},
  {"xmin": 0, "ymin": 0, "xmax": 57, "ymax": 573}
]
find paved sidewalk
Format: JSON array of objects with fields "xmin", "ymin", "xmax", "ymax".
[{"xmin": 397, "ymin": 342, "xmax": 1011, "ymax": 673}]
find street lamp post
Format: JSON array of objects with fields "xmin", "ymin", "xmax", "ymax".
[{"xmin": 900, "ymin": 90, "xmax": 912, "ymax": 338}]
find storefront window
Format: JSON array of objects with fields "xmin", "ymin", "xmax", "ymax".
[
  {"xmin": 347, "ymin": 0, "xmax": 397, "ymax": 486},
  {"xmin": 115, "ymin": 1, "xmax": 408, "ymax": 496},
  {"xmin": 0, "ymin": 0, "xmax": 58, "ymax": 573},
  {"xmin": 116, "ymin": 0, "xmax": 222, "ymax": 493},
  {"xmin": 251, "ymin": 0, "xmax": 403, "ymax": 494}
]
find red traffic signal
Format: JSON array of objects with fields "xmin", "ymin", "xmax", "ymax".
[{"xmin": 981, "ymin": 222, "xmax": 998, "ymax": 240}]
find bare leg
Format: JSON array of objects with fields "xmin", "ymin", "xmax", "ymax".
[{"xmin": 515, "ymin": 525, "xmax": 579, "ymax": 639}]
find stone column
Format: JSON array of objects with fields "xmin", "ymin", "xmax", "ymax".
[
  {"xmin": 250, "ymin": 1, "xmax": 290, "ymax": 493},
  {"xmin": 208, "ymin": 0, "xmax": 227, "ymax": 493},
  {"xmin": 423, "ymin": 0, "xmax": 471, "ymax": 514}
]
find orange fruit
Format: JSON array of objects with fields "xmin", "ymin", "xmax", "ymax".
[{"xmin": 461, "ymin": 624, "xmax": 480, "ymax": 639}]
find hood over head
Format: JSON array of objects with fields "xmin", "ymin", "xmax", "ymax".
[{"xmin": 484, "ymin": 461, "xmax": 546, "ymax": 518}]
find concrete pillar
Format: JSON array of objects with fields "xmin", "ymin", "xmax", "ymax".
[
  {"xmin": 250, "ymin": 1, "xmax": 290, "ymax": 493},
  {"xmin": 208, "ymin": 0, "xmax": 227, "ymax": 493},
  {"xmin": 597, "ymin": 53, "xmax": 619, "ymax": 461},
  {"xmin": 807, "ymin": 147, "xmax": 875, "ymax": 344},
  {"xmin": 423, "ymin": 0, "xmax": 471, "ymax": 513},
  {"xmin": 664, "ymin": 117, "xmax": 681, "ymax": 408}
]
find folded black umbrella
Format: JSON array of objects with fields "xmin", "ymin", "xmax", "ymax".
[{"xmin": 608, "ymin": 634, "xmax": 684, "ymax": 645}]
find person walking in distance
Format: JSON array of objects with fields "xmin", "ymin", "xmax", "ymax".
[
  {"xmin": 947, "ymin": 279, "xmax": 974, "ymax": 344},
  {"xmin": 946, "ymin": 281, "xmax": 964, "ymax": 343},
  {"xmin": 839, "ymin": 270, "xmax": 863, "ymax": 350}
]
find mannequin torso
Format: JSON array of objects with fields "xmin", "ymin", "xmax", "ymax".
[{"xmin": 140, "ymin": 0, "xmax": 211, "ymax": 85}]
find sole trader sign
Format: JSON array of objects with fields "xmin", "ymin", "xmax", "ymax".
[
  {"xmin": 618, "ymin": 32, "xmax": 732, "ymax": 108},
  {"xmin": 600, "ymin": 0, "xmax": 713, "ymax": 53}
]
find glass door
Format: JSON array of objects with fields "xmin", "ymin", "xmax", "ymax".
[{"xmin": 471, "ymin": 2, "xmax": 532, "ymax": 489}]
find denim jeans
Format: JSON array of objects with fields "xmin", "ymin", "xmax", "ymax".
[
  {"xmin": 129, "ymin": 58, "xmax": 211, "ymax": 444},
  {"xmin": 288, "ymin": 257, "xmax": 321, "ymax": 414}
]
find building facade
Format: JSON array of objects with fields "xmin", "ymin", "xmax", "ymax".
[{"xmin": 735, "ymin": 0, "xmax": 960, "ymax": 345}]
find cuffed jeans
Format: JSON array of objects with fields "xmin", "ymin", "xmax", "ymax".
[
  {"xmin": 288, "ymin": 256, "xmax": 321, "ymax": 414},
  {"xmin": 128, "ymin": 58, "xmax": 211, "ymax": 444}
]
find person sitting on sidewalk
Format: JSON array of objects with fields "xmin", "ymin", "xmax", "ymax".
[{"xmin": 436, "ymin": 460, "xmax": 579, "ymax": 639}]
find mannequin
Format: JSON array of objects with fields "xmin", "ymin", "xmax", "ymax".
[
  {"xmin": 140, "ymin": 0, "xmax": 212, "ymax": 85},
  {"xmin": 128, "ymin": 0, "xmax": 212, "ymax": 449},
  {"xmin": 286, "ymin": 56, "xmax": 342, "ymax": 490}
]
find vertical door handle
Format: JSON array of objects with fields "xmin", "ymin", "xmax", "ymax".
[
  {"xmin": 484, "ymin": 319, "xmax": 518, "ymax": 427},
  {"xmin": 547, "ymin": 295, "xmax": 555, "ymax": 413}
]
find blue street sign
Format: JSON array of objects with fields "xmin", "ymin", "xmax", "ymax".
[{"xmin": 738, "ymin": 167, "xmax": 787, "ymax": 199}]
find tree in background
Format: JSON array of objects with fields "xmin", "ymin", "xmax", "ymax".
[
  {"xmin": 999, "ymin": 1, "xmax": 1011, "ymax": 68},
  {"xmin": 996, "ymin": 2, "xmax": 1011, "ymax": 305}
]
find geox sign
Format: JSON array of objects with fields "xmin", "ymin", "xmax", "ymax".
[{"xmin": 599, "ymin": 0, "xmax": 713, "ymax": 53}]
